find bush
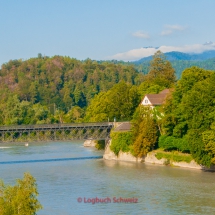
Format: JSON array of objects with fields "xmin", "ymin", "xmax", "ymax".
[
  {"xmin": 158, "ymin": 135, "xmax": 190, "ymax": 152},
  {"xmin": 95, "ymin": 140, "xmax": 105, "ymax": 150},
  {"xmin": 110, "ymin": 131, "xmax": 132, "ymax": 156}
]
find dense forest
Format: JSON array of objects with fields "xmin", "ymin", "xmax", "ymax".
[{"xmin": 0, "ymin": 55, "xmax": 144, "ymax": 124}]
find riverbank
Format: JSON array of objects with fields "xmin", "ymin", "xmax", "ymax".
[{"xmin": 103, "ymin": 141, "xmax": 212, "ymax": 170}]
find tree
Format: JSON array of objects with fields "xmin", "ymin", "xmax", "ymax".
[
  {"xmin": 0, "ymin": 173, "xmax": 42, "ymax": 215},
  {"xmin": 138, "ymin": 81, "xmax": 165, "ymax": 98},
  {"xmin": 37, "ymin": 53, "xmax": 42, "ymax": 59},
  {"xmin": 64, "ymin": 106, "xmax": 84, "ymax": 123},
  {"xmin": 132, "ymin": 107, "xmax": 159, "ymax": 157},
  {"xmin": 146, "ymin": 51, "xmax": 176, "ymax": 88},
  {"xmin": 202, "ymin": 124, "xmax": 215, "ymax": 165},
  {"xmin": 84, "ymin": 82, "xmax": 140, "ymax": 122}
]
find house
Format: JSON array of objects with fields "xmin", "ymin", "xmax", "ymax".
[{"xmin": 140, "ymin": 89, "xmax": 170, "ymax": 109}]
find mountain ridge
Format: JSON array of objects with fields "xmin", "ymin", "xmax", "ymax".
[{"xmin": 134, "ymin": 50, "xmax": 215, "ymax": 64}]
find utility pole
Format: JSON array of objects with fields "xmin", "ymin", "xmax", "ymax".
[{"xmin": 54, "ymin": 103, "xmax": 56, "ymax": 115}]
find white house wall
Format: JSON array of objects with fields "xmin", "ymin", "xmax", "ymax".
[{"xmin": 141, "ymin": 96, "xmax": 152, "ymax": 106}]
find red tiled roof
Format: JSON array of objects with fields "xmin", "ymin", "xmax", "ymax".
[
  {"xmin": 145, "ymin": 94, "xmax": 167, "ymax": 105},
  {"xmin": 142, "ymin": 89, "xmax": 170, "ymax": 106}
]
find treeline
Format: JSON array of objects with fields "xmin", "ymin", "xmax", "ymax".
[{"xmin": 0, "ymin": 51, "xmax": 175, "ymax": 125}]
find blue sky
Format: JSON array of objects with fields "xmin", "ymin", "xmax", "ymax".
[{"xmin": 1, "ymin": 0, "xmax": 215, "ymax": 65}]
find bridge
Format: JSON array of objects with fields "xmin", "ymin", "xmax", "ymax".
[{"xmin": 0, "ymin": 122, "xmax": 117, "ymax": 142}]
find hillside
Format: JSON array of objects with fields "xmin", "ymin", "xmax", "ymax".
[
  {"xmin": 133, "ymin": 51, "xmax": 215, "ymax": 78},
  {"xmin": 0, "ymin": 56, "xmax": 143, "ymax": 111}
]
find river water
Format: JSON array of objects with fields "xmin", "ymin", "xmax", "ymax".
[{"xmin": 0, "ymin": 141, "xmax": 215, "ymax": 215}]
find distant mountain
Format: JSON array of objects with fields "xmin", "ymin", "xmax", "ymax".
[
  {"xmin": 133, "ymin": 51, "xmax": 215, "ymax": 78},
  {"xmin": 134, "ymin": 50, "xmax": 215, "ymax": 64}
]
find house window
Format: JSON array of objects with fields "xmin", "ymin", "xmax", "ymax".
[{"xmin": 145, "ymin": 100, "xmax": 148, "ymax": 104}]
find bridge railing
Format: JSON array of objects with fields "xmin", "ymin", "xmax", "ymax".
[{"xmin": 0, "ymin": 122, "xmax": 114, "ymax": 131}]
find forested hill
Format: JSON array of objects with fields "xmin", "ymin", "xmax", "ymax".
[
  {"xmin": 133, "ymin": 51, "xmax": 215, "ymax": 78},
  {"xmin": 135, "ymin": 50, "xmax": 215, "ymax": 63},
  {"xmin": 0, "ymin": 56, "xmax": 143, "ymax": 111}
]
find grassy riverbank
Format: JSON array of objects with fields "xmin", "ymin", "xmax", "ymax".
[{"xmin": 154, "ymin": 149, "xmax": 193, "ymax": 164}]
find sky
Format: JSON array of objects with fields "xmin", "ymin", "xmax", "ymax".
[{"xmin": 1, "ymin": 0, "xmax": 215, "ymax": 65}]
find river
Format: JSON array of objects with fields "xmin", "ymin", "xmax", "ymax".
[{"xmin": 0, "ymin": 141, "xmax": 215, "ymax": 215}]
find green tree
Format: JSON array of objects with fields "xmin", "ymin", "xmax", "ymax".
[
  {"xmin": 84, "ymin": 82, "xmax": 140, "ymax": 122},
  {"xmin": 64, "ymin": 106, "xmax": 84, "ymax": 123},
  {"xmin": 146, "ymin": 50, "xmax": 176, "ymax": 88},
  {"xmin": 161, "ymin": 67, "xmax": 215, "ymax": 166},
  {"xmin": 138, "ymin": 82, "xmax": 165, "ymax": 98},
  {"xmin": 110, "ymin": 131, "xmax": 133, "ymax": 156},
  {"xmin": 0, "ymin": 172, "xmax": 42, "ymax": 215},
  {"xmin": 202, "ymin": 124, "xmax": 215, "ymax": 165},
  {"xmin": 132, "ymin": 107, "xmax": 159, "ymax": 157}
]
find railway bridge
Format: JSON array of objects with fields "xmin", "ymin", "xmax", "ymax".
[
  {"xmin": 0, "ymin": 122, "xmax": 113, "ymax": 142},
  {"xmin": 0, "ymin": 122, "xmax": 130, "ymax": 142}
]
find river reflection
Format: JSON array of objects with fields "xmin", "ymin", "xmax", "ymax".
[{"xmin": 0, "ymin": 141, "xmax": 215, "ymax": 215}]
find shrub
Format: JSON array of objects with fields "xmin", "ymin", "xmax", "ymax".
[
  {"xmin": 158, "ymin": 135, "xmax": 190, "ymax": 152},
  {"xmin": 95, "ymin": 140, "xmax": 105, "ymax": 150},
  {"xmin": 110, "ymin": 131, "xmax": 132, "ymax": 156}
]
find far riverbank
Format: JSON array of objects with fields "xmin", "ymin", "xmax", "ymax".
[{"xmin": 102, "ymin": 141, "xmax": 215, "ymax": 171}]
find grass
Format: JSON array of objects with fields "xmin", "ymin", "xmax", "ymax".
[{"xmin": 154, "ymin": 149, "xmax": 193, "ymax": 163}]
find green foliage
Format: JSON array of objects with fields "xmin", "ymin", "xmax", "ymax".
[
  {"xmin": 0, "ymin": 172, "xmax": 42, "ymax": 215},
  {"xmin": 145, "ymin": 51, "xmax": 176, "ymax": 88},
  {"xmin": 0, "ymin": 56, "xmax": 144, "ymax": 125},
  {"xmin": 63, "ymin": 106, "xmax": 84, "ymax": 123},
  {"xmin": 85, "ymin": 82, "xmax": 140, "ymax": 122},
  {"xmin": 161, "ymin": 67, "xmax": 215, "ymax": 166},
  {"xmin": 132, "ymin": 107, "xmax": 159, "ymax": 157},
  {"xmin": 158, "ymin": 135, "xmax": 190, "ymax": 152},
  {"xmin": 0, "ymin": 95, "xmax": 54, "ymax": 125},
  {"xmin": 95, "ymin": 140, "xmax": 105, "ymax": 150},
  {"xmin": 202, "ymin": 124, "xmax": 215, "ymax": 165},
  {"xmin": 138, "ymin": 82, "xmax": 165, "ymax": 98},
  {"xmin": 155, "ymin": 151, "xmax": 193, "ymax": 163},
  {"xmin": 110, "ymin": 131, "xmax": 133, "ymax": 156},
  {"xmin": 0, "ymin": 56, "xmax": 142, "ymax": 110},
  {"xmin": 133, "ymin": 53, "xmax": 215, "ymax": 79}
]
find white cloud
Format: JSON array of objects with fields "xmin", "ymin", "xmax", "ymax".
[
  {"xmin": 107, "ymin": 43, "xmax": 215, "ymax": 61},
  {"xmin": 161, "ymin": 24, "xmax": 187, "ymax": 36},
  {"xmin": 160, "ymin": 30, "xmax": 173, "ymax": 36},
  {"xmin": 132, "ymin": 31, "xmax": 150, "ymax": 39},
  {"xmin": 165, "ymin": 25, "xmax": 187, "ymax": 31}
]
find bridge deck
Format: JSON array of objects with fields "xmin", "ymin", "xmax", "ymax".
[
  {"xmin": 0, "ymin": 122, "xmax": 115, "ymax": 142},
  {"xmin": 0, "ymin": 122, "xmax": 114, "ymax": 131}
]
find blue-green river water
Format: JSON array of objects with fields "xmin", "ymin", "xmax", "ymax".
[{"xmin": 0, "ymin": 141, "xmax": 215, "ymax": 215}]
